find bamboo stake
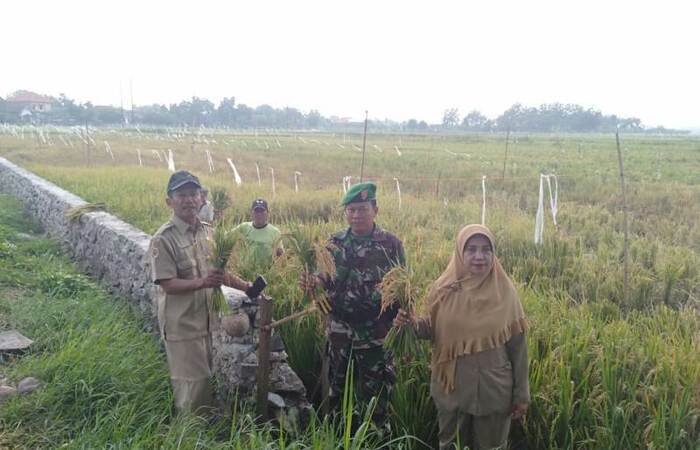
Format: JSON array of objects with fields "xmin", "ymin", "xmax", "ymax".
[
  {"xmin": 615, "ymin": 130, "xmax": 630, "ymax": 306},
  {"xmin": 264, "ymin": 305, "xmax": 317, "ymax": 330}
]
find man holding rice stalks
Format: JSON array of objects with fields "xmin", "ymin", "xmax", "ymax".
[
  {"xmin": 149, "ymin": 170, "xmax": 252, "ymax": 416},
  {"xmin": 300, "ymin": 181, "xmax": 405, "ymax": 431}
]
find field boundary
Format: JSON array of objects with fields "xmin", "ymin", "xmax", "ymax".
[{"xmin": 0, "ymin": 156, "xmax": 310, "ymax": 418}]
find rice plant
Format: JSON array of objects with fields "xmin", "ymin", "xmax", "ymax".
[
  {"xmin": 208, "ymin": 224, "xmax": 240, "ymax": 315},
  {"xmin": 380, "ymin": 265, "xmax": 421, "ymax": 359}
]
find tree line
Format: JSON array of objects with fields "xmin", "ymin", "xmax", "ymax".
[{"xmin": 0, "ymin": 91, "xmax": 685, "ymax": 134}]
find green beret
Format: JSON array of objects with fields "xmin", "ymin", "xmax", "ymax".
[{"xmin": 341, "ymin": 181, "xmax": 377, "ymax": 206}]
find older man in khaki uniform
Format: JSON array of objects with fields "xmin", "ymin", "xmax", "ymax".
[{"xmin": 150, "ymin": 170, "xmax": 251, "ymax": 415}]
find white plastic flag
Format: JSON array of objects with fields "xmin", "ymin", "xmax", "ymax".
[
  {"xmin": 255, "ymin": 163, "xmax": 262, "ymax": 186},
  {"xmin": 394, "ymin": 145, "xmax": 402, "ymax": 156},
  {"xmin": 137, "ymin": 149, "xmax": 142, "ymax": 166}
]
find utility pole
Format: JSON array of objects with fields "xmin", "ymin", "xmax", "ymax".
[
  {"xmin": 85, "ymin": 120, "xmax": 91, "ymax": 167},
  {"xmin": 130, "ymin": 78, "xmax": 135, "ymax": 125},
  {"xmin": 501, "ymin": 128, "xmax": 511, "ymax": 179},
  {"xmin": 360, "ymin": 110, "xmax": 368, "ymax": 181},
  {"xmin": 615, "ymin": 130, "xmax": 630, "ymax": 306}
]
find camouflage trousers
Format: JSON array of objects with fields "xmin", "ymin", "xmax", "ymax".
[{"xmin": 327, "ymin": 330, "xmax": 396, "ymax": 425}]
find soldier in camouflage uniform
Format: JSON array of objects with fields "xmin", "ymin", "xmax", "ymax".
[{"xmin": 301, "ymin": 181, "xmax": 405, "ymax": 428}]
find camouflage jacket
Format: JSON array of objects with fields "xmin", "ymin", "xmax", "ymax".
[{"xmin": 323, "ymin": 224, "xmax": 405, "ymax": 348}]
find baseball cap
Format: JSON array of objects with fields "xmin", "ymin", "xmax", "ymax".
[
  {"xmin": 167, "ymin": 170, "xmax": 202, "ymax": 193},
  {"xmin": 251, "ymin": 198, "xmax": 268, "ymax": 211}
]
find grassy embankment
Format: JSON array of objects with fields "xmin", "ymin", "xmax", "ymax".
[{"xmin": 0, "ymin": 195, "xmax": 407, "ymax": 449}]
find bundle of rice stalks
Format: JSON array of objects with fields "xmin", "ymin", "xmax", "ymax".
[
  {"xmin": 208, "ymin": 225, "xmax": 240, "ymax": 316},
  {"xmin": 210, "ymin": 187, "xmax": 231, "ymax": 216},
  {"xmin": 380, "ymin": 265, "xmax": 420, "ymax": 358},
  {"xmin": 65, "ymin": 202, "xmax": 107, "ymax": 223},
  {"xmin": 284, "ymin": 225, "xmax": 335, "ymax": 314}
]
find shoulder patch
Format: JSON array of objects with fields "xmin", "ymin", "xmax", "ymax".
[{"xmin": 153, "ymin": 221, "xmax": 175, "ymax": 238}]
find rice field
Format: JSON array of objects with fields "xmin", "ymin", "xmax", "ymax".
[{"xmin": 0, "ymin": 125, "xmax": 698, "ymax": 449}]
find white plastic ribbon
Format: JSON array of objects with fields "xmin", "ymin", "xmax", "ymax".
[
  {"xmin": 342, "ymin": 176, "xmax": 352, "ymax": 193},
  {"xmin": 256, "ymin": 163, "xmax": 262, "ymax": 186},
  {"xmin": 269, "ymin": 167, "xmax": 276, "ymax": 198},
  {"xmin": 545, "ymin": 174, "xmax": 558, "ymax": 227},
  {"xmin": 534, "ymin": 173, "xmax": 558, "ymax": 244},
  {"xmin": 205, "ymin": 149, "xmax": 215, "ymax": 173},
  {"xmin": 167, "ymin": 149, "xmax": 176, "ymax": 172},
  {"xmin": 226, "ymin": 158, "xmax": 242, "ymax": 186},
  {"xmin": 534, "ymin": 174, "xmax": 545, "ymax": 244},
  {"xmin": 137, "ymin": 149, "xmax": 142, "ymax": 166},
  {"xmin": 104, "ymin": 141, "xmax": 114, "ymax": 160}
]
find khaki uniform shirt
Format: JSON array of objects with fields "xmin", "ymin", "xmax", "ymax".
[{"xmin": 150, "ymin": 215, "xmax": 219, "ymax": 341}]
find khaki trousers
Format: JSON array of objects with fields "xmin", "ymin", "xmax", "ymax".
[
  {"xmin": 164, "ymin": 335, "xmax": 214, "ymax": 416},
  {"xmin": 436, "ymin": 408, "xmax": 511, "ymax": 450}
]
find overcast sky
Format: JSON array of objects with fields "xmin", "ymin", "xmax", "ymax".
[{"xmin": 2, "ymin": 0, "xmax": 698, "ymax": 128}]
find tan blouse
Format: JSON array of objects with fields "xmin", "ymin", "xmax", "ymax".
[{"xmin": 416, "ymin": 318, "xmax": 530, "ymax": 415}]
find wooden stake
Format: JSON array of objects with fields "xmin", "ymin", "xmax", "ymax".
[
  {"xmin": 435, "ymin": 172, "xmax": 441, "ymax": 199},
  {"xmin": 256, "ymin": 295, "xmax": 273, "ymax": 421},
  {"xmin": 615, "ymin": 130, "xmax": 630, "ymax": 306}
]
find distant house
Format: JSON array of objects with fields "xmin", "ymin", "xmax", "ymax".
[{"xmin": 5, "ymin": 90, "xmax": 54, "ymax": 118}]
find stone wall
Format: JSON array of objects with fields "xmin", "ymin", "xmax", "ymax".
[{"xmin": 0, "ymin": 157, "xmax": 309, "ymax": 420}]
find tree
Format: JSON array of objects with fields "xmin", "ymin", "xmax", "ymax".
[
  {"xmin": 217, "ymin": 97, "xmax": 236, "ymax": 126},
  {"xmin": 305, "ymin": 109, "xmax": 322, "ymax": 128},
  {"xmin": 442, "ymin": 108, "xmax": 460, "ymax": 128},
  {"xmin": 462, "ymin": 110, "xmax": 491, "ymax": 131}
]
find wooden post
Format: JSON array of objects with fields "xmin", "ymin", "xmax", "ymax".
[
  {"xmin": 435, "ymin": 172, "xmax": 441, "ymax": 199},
  {"xmin": 615, "ymin": 131, "xmax": 629, "ymax": 306},
  {"xmin": 256, "ymin": 295, "xmax": 273, "ymax": 420},
  {"xmin": 320, "ymin": 336, "xmax": 330, "ymax": 415}
]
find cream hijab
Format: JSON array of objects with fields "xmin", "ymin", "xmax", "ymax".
[{"xmin": 426, "ymin": 224, "xmax": 528, "ymax": 393}]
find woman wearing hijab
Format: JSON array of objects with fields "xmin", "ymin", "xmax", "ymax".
[{"xmin": 394, "ymin": 224, "xmax": 530, "ymax": 450}]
